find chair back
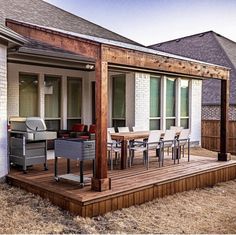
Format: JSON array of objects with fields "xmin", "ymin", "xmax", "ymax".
[
  {"xmin": 148, "ymin": 130, "xmax": 162, "ymax": 144},
  {"xmin": 163, "ymin": 129, "xmax": 176, "ymax": 141},
  {"xmin": 107, "ymin": 131, "xmax": 112, "ymax": 143},
  {"xmin": 118, "ymin": 127, "xmax": 130, "ymax": 133},
  {"xmin": 179, "ymin": 129, "xmax": 190, "ymax": 142},
  {"xmin": 132, "ymin": 126, "xmax": 146, "ymax": 132},
  {"xmin": 89, "ymin": 124, "xmax": 96, "ymax": 133},
  {"xmin": 170, "ymin": 126, "xmax": 183, "ymax": 132},
  {"xmin": 72, "ymin": 123, "xmax": 85, "ymax": 132},
  {"xmin": 107, "ymin": 127, "xmax": 115, "ymax": 133}
]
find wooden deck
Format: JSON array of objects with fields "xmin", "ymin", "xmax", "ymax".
[{"xmin": 6, "ymin": 153, "xmax": 236, "ymax": 217}]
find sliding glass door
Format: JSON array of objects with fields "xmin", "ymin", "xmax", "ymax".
[{"xmin": 19, "ymin": 73, "xmax": 38, "ymax": 117}]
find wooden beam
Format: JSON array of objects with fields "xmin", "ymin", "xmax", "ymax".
[
  {"xmin": 91, "ymin": 60, "xmax": 111, "ymax": 191},
  {"xmin": 218, "ymin": 79, "xmax": 231, "ymax": 161},
  {"xmin": 102, "ymin": 45, "xmax": 229, "ymax": 80}
]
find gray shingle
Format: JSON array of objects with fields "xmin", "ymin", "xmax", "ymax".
[
  {"xmin": 149, "ymin": 31, "xmax": 236, "ymax": 105},
  {"xmin": 0, "ymin": 0, "xmax": 140, "ymax": 46}
]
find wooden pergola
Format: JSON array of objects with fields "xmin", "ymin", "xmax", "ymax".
[{"xmin": 6, "ymin": 19, "xmax": 231, "ymax": 192}]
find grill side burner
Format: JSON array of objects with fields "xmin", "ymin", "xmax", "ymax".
[{"xmin": 9, "ymin": 117, "xmax": 57, "ymax": 173}]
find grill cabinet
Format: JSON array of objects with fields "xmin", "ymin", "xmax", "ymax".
[
  {"xmin": 54, "ymin": 139, "xmax": 96, "ymax": 186},
  {"xmin": 9, "ymin": 117, "xmax": 57, "ymax": 173}
]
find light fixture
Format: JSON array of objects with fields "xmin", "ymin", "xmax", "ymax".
[{"xmin": 85, "ymin": 64, "xmax": 95, "ymax": 70}]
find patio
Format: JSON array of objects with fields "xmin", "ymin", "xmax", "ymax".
[{"xmin": 7, "ymin": 151, "xmax": 236, "ymax": 217}]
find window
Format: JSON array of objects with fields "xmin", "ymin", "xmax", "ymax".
[
  {"xmin": 44, "ymin": 76, "xmax": 61, "ymax": 131},
  {"xmin": 150, "ymin": 76, "xmax": 161, "ymax": 130},
  {"xmin": 67, "ymin": 77, "xmax": 82, "ymax": 129},
  {"xmin": 166, "ymin": 77, "xmax": 176, "ymax": 129},
  {"xmin": 19, "ymin": 73, "xmax": 38, "ymax": 117},
  {"xmin": 112, "ymin": 75, "xmax": 126, "ymax": 128},
  {"xmin": 180, "ymin": 79, "xmax": 189, "ymax": 128}
]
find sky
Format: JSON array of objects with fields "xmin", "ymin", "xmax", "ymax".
[{"xmin": 46, "ymin": 0, "xmax": 236, "ymax": 46}]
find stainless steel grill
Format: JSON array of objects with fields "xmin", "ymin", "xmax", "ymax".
[{"xmin": 9, "ymin": 117, "xmax": 57, "ymax": 173}]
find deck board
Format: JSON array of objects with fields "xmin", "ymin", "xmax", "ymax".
[{"xmin": 7, "ymin": 153, "xmax": 236, "ymax": 217}]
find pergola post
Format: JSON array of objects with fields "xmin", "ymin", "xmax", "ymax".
[
  {"xmin": 91, "ymin": 60, "xmax": 111, "ymax": 191},
  {"xmin": 218, "ymin": 79, "xmax": 231, "ymax": 161}
]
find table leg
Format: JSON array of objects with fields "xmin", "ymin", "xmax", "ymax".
[{"xmin": 121, "ymin": 140, "xmax": 128, "ymax": 169}]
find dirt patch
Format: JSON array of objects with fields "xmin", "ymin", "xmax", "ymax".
[{"xmin": 0, "ymin": 179, "xmax": 236, "ymax": 234}]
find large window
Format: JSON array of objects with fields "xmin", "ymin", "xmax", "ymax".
[
  {"xmin": 180, "ymin": 79, "xmax": 189, "ymax": 128},
  {"xmin": 166, "ymin": 77, "xmax": 176, "ymax": 129},
  {"xmin": 112, "ymin": 75, "xmax": 126, "ymax": 128},
  {"xmin": 44, "ymin": 76, "xmax": 61, "ymax": 131},
  {"xmin": 150, "ymin": 76, "xmax": 161, "ymax": 130},
  {"xmin": 19, "ymin": 73, "xmax": 38, "ymax": 117},
  {"xmin": 67, "ymin": 77, "xmax": 82, "ymax": 129}
]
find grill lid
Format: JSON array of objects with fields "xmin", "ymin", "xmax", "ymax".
[{"xmin": 9, "ymin": 117, "xmax": 47, "ymax": 132}]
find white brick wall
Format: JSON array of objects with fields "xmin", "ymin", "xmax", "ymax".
[
  {"xmin": 0, "ymin": 44, "xmax": 8, "ymax": 178},
  {"xmin": 190, "ymin": 79, "xmax": 202, "ymax": 144},
  {"xmin": 134, "ymin": 73, "xmax": 150, "ymax": 130}
]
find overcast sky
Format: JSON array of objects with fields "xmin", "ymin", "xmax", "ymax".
[{"xmin": 46, "ymin": 0, "xmax": 236, "ymax": 46}]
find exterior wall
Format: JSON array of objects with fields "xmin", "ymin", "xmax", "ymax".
[
  {"xmin": 190, "ymin": 80, "xmax": 202, "ymax": 144},
  {"xmin": 7, "ymin": 63, "xmax": 93, "ymax": 129},
  {"xmin": 134, "ymin": 73, "xmax": 150, "ymax": 130},
  {"xmin": 202, "ymin": 105, "xmax": 236, "ymax": 121},
  {"xmin": 0, "ymin": 44, "xmax": 8, "ymax": 178}
]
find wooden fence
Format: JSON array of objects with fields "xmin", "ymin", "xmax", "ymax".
[{"xmin": 202, "ymin": 120, "xmax": 236, "ymax": 155}]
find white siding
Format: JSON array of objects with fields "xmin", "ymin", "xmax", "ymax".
[
  {"xmin": 0, "ymin": 44, "xmax": 8, "ymax": 178},
  {"xmin": 134, "ymin": 73, "xmax": 150, "ymax": 130},
  {"xmin": 190, "ymin": 79, "xmax": 202, "ymax": 144}
]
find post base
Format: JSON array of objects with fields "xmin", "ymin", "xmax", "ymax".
[
  {"xmin": 91, "ymin": 177, "xmax": 111, "ymax": 192},
  {"xmin": 218, "ymin": 152, "xmax": 231, "ymax": 161}
]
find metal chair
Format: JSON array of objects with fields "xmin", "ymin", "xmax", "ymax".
[
  {"xmin": 160, "ymin": 129, "xmax": 176, "ymax": 167},
  {"xmin": 129, "ymin": 130, "xmax": 162, "ymax": 169},
  {"xmin": 132, "ymin": 126, "xmax": 147, "ymax": 132},
  {"xmin": 107, "ymin": 131, "xmax": 121, "ymax": 170},
  {"xmin": 176, "ymin": 129, "xmax": 191, "ymax": 163},
  {"xmin": 118, "ymin": 127, "xmax": 130, "ymax": 133},
  {"xmin": 107, "ymin": 127, "xmax": 115, "ymax": 134}
]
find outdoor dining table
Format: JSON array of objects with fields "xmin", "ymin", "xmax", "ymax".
[
  {"xmin": 111, "ymin": 130, "xmax": 181, "ymax": 170},
  {"xmin": 111, "ymin": 131, "xmax": 151, "ymax": 169}
]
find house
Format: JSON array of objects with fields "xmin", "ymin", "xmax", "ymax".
[
  {"xmin": 0, "ymin": 0, "xmax": 231, "ymax": 197},
  {"xmin": 149, "ymin": 31, "xmax": 236, "ymax": 121}
]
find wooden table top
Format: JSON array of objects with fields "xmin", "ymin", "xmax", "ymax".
[{"xmin": 111, "ymin": 131, "xmax": 154, "ymax": 141}]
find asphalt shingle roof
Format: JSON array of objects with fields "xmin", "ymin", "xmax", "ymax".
[
  {"xmin": 0, "ymin": 0, "xmax": 141, "ymax": 46},
  {"xmin": 149, "ymin": 31, "xmax": 236, "ymax": 105}
]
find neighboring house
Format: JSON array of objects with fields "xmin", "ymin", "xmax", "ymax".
[
  {"xmin": 149, "ymin": 31, "xmax": 236, "ymax": 121},
  {"xmin": 0, "ymin": 0, "xmax": 229, "ymax": 186}
]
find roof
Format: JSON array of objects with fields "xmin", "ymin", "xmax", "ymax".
[
  {"xmin": 149, "ymin": 31, "xmax": 236, "ymax": 105},
  {"xmin": 0, "ymin": 24, "xmax": 28, "ymax": 45},
  {"xmin": 0, "ymin": 0, "xmax": 140, "ymax": 46},
  {"xmin": 18, "ymin": 38, "xmax": 95, "ymax": 63},
  {"xmin": 8, "ymin": 19, "xmax": 229, "ymax": 71}
]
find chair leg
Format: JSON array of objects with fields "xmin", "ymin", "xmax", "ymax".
[
  {"xmin": 110, "ymin": 151, "xmax": 113, "ymax": 170},
  {"xmin": 146, "ymin": 150, "xmax": 149, "ymax": 170},
  {"xmin": 183, "ymin": 145, "xmax": 185, "ymax": 158},
  {"xmin": 167, "ymin": 147, "xmax": 169, "ymax": 156}
]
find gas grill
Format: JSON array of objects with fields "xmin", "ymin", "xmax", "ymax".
[{"xmin": 9, "ymin": 117, "xmax": 57, "ymax": 173}]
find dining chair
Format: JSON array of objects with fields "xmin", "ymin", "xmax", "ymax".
[
  {"xmin": 129, "ymin": 130, "xmax": 162, "ymax": 169},
  {"xmin": 118, "ymin": 127, "xmax": 130, "ymax": 133},
  {"xmin": 167, "ymin": 126, "xmax": 184, "ymax": 155},
  {"xmin": 160, "ymin": 129, "xmax": 176, "ymax": 167},
  {"xmin": 132, "ymin": 126, "xmax": 146, "ymax": 132},
  {"xmin": 176, "ymin": 129, "xmax": 191, "ymax": 163},
  {"xmin": 107, "ymin": 127, "xmax": 115, "ymax": 133},
  {"xmin": 107, "ymin": 131, "xmax": 121, "ymax": 170}
]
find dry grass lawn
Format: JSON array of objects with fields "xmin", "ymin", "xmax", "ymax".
[{"xmin": 1, "ymin": 147, "xmax": 236, "ymax": 234}]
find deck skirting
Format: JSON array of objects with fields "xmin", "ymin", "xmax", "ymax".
[{"xmin": 6, "ymin": 160, "xmax": 236, "ymax": 217}]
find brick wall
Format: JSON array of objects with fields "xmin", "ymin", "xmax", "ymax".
[
  {"xmin": 190, "ymin": 80, "xmax": 202, "ymax": 144},
  {"xmin": 202, "ymin": 105, "xmax": 236, "ymax": 121},
  {"xmin": 0, "ymin": 44, "xmax": 8, "ymax": 178},
  {"xmin": 134, "ymin": 73, "xmax": 150, "ymax": 130}
]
